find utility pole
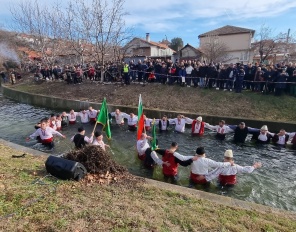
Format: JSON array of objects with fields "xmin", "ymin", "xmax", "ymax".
[{"xmin": 286, "ymin": 28, "xmax": 290, "ymax": 62}]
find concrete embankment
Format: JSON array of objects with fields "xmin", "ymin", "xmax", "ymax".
[{"xmin": 2, "ymin": 85, "xmax": 296, "ymax": 131}]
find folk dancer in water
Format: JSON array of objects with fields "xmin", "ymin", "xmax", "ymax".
[
  {"xmin": 71, "ymin": 126, "xmax": 94, "ymax": 149},
  {"xmin": 27, "ymin": 118, "xmax": 66, "ymax": 149},
  {"xmin": 203, "ymin": 149, "xmax": 261, "ymax": 187}
]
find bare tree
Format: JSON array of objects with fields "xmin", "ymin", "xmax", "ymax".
[
  {"xmin": 61, "ymin": 0, "xmax": 132, "ymax": 80},
  {"xmin": 10, "ymin": 0, "xmax": 66, "ymax": 65},
  {"xmin": 200, "ymin": 35, "xmax": 231, "ymax": 63},
  {"xmin": 252, "ymin": 24, "xmax": 295, "ymax": 63}
]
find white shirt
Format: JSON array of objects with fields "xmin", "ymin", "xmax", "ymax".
[
  {"xmin": 50, "ymin": 120, "xmax": 57, "ymax": 130},
  {"xmin": 193, "ymin": 122, "xmax": 201, "ymax": 133},
  {"xmin": 150, "ymin": 151, "xmax": 164, "ymax": 166},
  {"xmin": 144, "ymin": 118, "xmax": 153, "ymax": 127},
  {"xmin": 186, "ymin": 156, "xmax": 231, "ymax": 175},
  {"xmin": 136, "ymin": 138, "xmax": 150, "ymax": 156},
  {"xmin": 258, "ymin": 133, "xmax": 268, "ymax": 141},
  {"xmin": 110, "ymin": 112, "xmax": 125, "ymax": 124},
  {"xmin": 169, "ymin": 117, "xmax": 192, "ymax": 133},
  {"xmin": 269, "ymin": 132, "xmax": 295, "ymax": 144},
  {"xmin": 79, "ymin": 112, "xmax": 89, "ymax": 123},
  {"xmin": 185, "ymin": 65, "xmax": 193, "ymax": 75},
  {"xmin": 205, "ymin": 124, "xmax": 233, "ymax": 134},
  {"xmin": 70, "ymin": 134, "xmax": 93, "ymax": 144},
  {"xmin": 30, "ymin": 127, "xmax": 63, "ymax": 140},
  {"xmin": 68, "ymin": 112, "xmax": 78, "ymax": 122},
  {"xmin": 205, "ymin": 164, "xmax": 255, "ymax": 182},
  {"xmin": 123, "ymin": 113, "xmax": 138, "ymax": 126},
  {"xmin": 56, "ymin": 120, "xmax": 61, "ymax": 128},
  {"xmin": 93, "ymin": 139, "xmax": 106, "ymax": 151},
  {"xmin": 87, "ymin": 109, "xmax": 97, "ymax": 119},
  {"xmin": 155, "ymin": 119, "xmax": 168, "ymax": 130}
]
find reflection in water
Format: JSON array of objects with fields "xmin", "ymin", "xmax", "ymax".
[{"xmin": 0, "ymin": 93, "xmax": 296, "ymax": 212}]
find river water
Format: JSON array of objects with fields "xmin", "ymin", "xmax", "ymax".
[{"xmin": 0, "ymin": 93, "xmax": 296, "ymax": 212}]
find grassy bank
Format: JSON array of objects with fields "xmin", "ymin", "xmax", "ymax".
[
  {"xmin": 11, "ymin": 79, "xmax": 296, "ymax": 123},
  {"xmin": 1, "ymin": 143, "xmax": 296, "ymax": 232}
]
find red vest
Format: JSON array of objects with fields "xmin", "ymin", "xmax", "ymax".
[
  {"xmin": 162, "ymin": 150, "xmax": 178, "ymax": 176},
  {"xmin": 191, "ymin": 121, "xmax": 205, "ymax": 135},
  {"xmin": 218, "ymin": 174, "xmax": 236, "ymax": 186}
]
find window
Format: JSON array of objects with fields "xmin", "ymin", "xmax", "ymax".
[{"xmin": 240, "ymin": 51, "xmax": 249, "ymax": 61}]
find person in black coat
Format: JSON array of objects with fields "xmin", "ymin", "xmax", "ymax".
[
  {"xmin": 206, "ymin": 63, "xmax": 217, "ymax": 89},
  {"xmin": 274, "ymin": 68, "xmax": 288, "ymax": 96},
  {"xmin": 233, "ymin": 122, "xmax": 249, "ymax": 143}
]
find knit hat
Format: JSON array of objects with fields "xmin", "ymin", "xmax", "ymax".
[
  {"xmin": 261, "ymin": 125, "xmax": 268, "ymax": 131},
  {"xmin": 196, "ymin": 147, "xmax": 205, "ymax": 155},
  {"xmin": 224, "ymin": 150, "xmax": 233, "ymax": 158},
  {"xmin": 196, "ymin": 116, "xmax": 202, "ymax": 122}
]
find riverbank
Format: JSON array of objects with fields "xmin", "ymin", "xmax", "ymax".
[
  {"xmin": 1, "ymin": 141, "xmax": 296, "ymax": 232},
  {"xmin": 10, "ymin": 78, "xmax": 296, "ymax": 123}
]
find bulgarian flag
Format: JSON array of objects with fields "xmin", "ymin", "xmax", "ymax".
[
  {"xmin": 96, "ymin": 98, "xmax": 111, "ymax": 139},
  {"xmin": 137, "ymin": 94, "xmax": 145, "ymax": 140}
]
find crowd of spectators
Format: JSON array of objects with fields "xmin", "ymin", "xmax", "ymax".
[{"xmin": 7, "ymin": 58, "xmax": 296, "ymax": 97}]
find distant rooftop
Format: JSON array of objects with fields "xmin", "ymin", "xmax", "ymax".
[{"xmin": 198, "ymin": 25, "xmax": 255, "ymax": 38}]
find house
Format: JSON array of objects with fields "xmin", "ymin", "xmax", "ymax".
[
  {"xmin": 123, "ymin": 33, "xmax": 175, "ymax": 59},
  {"xmin": 174, "ymin": 43, "xmax": 203, "ymax": 62},
  {"xmin": 198, "ymin": 25, "xmax": 255, "ymax": 64},
  {"xmin": 252, "ymin": 40, "xmax": 296, "ymax": 64}
]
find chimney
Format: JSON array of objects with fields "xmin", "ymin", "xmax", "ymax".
[{"xmin": 146, "ymin": 33, "xmax": 150, "ymax": 42}]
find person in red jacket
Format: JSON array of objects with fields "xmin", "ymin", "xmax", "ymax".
[
  {"xmin": 155, "ymin": 142, "xmax": 197, "ymax": 184},
  {"xmin": 191, "ymin": 116, "xmax": 205, "ymax": 136}
]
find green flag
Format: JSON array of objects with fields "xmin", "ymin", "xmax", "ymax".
[
  {"xmin": 151, "ymin": 120, "xmax": 157, "ymax": 151},
  {"xmin": 97, "ymin": 98, "xmax": 111, "ymax": 139}
]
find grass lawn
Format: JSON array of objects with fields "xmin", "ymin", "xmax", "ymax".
[{"xmin": 1, "ymin": 142, "xmax": 296, "ymax": 232}]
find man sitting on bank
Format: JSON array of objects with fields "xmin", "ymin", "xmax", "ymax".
[{"xmin": 204, "ymin": 149, "xmax": 262, "ymax": 187}]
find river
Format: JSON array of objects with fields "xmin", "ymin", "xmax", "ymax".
[{"xmin": 0, "ymin": 93, "xmax": 295, "ymax": 212}]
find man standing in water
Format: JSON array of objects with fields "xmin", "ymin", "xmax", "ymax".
[
  {"xmin": 27, "ymin": 118, "xmax": 66, "ymax": 150},
  {"xmin": 154, "ymin": 142, "xmax": 197, "ymax": 184},
  {"xmin": 71, "ymin": 127, "xmax": 94, "ymax": 149},
  {"xmin": 204, "ymin": 150, "xmax": 262, "ymax": 187},
  {"xmin": 185, "ymin": 147, "xmax": 233, "ymax": 186}
]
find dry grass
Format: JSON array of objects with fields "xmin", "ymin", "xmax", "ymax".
[{"xmin": 1, "ymin": 142, "xmax": 296, "ymax": 232}]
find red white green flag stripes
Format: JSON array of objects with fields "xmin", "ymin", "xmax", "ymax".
[{"xmin": 137, "ymin": 94, "xmax": 144, "ymax": 140}]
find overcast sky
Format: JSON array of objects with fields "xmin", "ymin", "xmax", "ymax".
[{"xmin": 1, "ymin": 0, "xmax": 296, "ymax": 47}]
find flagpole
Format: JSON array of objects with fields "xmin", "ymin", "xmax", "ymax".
[{"xmin": 92, "ymin": 121, "xmax": 98, "ymax": 134}]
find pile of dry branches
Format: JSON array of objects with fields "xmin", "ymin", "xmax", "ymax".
[{"xmin": 64, "ymin": 145, "xmax": 143, "ymax": 186}]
